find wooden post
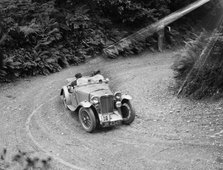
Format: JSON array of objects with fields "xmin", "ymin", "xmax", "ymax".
[{"xmin": 158, "ymin": 27, "xmax": 164, "ymax": 52}]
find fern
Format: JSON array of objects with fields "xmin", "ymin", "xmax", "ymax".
[
  {"xmin": 0, "ymin": 0, "xmax": 218, "ymax": 81},
  {"xmin": 172, "ymin": 28, "xmax": 223, "ymax": 99}
]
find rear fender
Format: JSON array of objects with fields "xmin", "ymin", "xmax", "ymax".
[{"xmin": 60, "ymin": 86, "xmax": 72, "ymax": 105}]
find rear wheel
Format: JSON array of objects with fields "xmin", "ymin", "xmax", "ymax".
[
  {"xmin": 121, "ymin": 101, "xmax": 135, "ymax": 125},
  {"xmin": 79, "ymin": 107, "xmax": 96, "ymax": 132}
]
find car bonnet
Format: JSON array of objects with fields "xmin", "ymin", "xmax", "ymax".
[{"xmin": 76, "ymin": 83, "xmax": 113, "ymax": 97}]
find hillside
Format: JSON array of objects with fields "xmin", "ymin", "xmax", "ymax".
[{"xmin": 0, "ymin": 0, "xmax": 219, "ymax": 81}]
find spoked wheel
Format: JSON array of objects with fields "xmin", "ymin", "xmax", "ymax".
[
  {"xmin": 79, "ymin": 107, "xmax": 96, "ymax": 132},
  {"xmin": 121, "ymin": 101, "xmax": 135, "ymax": 125}
]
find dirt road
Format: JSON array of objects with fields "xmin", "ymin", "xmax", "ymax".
[{"xmin": 0, "ymin": 51, "xmax": 223, "ymax": 170}]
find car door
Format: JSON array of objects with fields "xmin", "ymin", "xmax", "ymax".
[{"xmin": 70, "ymin": 87, "xmax": 78, "ymax": 108}]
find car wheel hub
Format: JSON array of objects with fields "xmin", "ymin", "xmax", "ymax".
[{"xmin": 81, "ymin": 111, "xmax": 91, "ymax": 128}]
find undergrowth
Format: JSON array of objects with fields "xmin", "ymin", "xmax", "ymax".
[
  {"xmin": 172, "ymin": 29, "xmax": 223, "ymax": 99},
  {"xmin": 0, "ymin": 0, "xmax": 218, "ymax": 82}
]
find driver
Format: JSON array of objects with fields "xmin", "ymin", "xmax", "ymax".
[{"xmin": 70, "ymin": 73, "xmax": 82, "ymax": 87}]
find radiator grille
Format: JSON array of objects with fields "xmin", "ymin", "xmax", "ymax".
[{"xmin": 100, "ymin": 95, "xmax": 114, "ymax": 114}]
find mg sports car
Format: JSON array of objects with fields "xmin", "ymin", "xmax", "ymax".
[{"xmin": 60, "ymin": 73, "xmax": 135, "ymax": 132}]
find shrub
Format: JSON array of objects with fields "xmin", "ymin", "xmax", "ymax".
[
  {"xmin": 93, "ymin": 0, "xmax": 158, "ymax": 26},
  {"xmin": 0, "ymin": 0, "xmax": 217, "ymax": 81},
  {"xmin": 0, "ymin": 0, "xmax": 107, "ymax": 82},
  {"xmin": 0, "ymin": 148, "xmax": 51, "ymax": 170},
  {"xmin": 172, "ymin": 32, "xmax": 209, "ymax": 80},
  {"xmin": 172, "ymin": 29, "xmax": 223, "ymax": 99}
]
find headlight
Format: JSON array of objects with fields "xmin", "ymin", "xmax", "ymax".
[
  {"xmin": 105, "ymin": 78, "xmax": 109, "ymax": 83},
  {"xmin": 91, "ymin": 96, "xmax": 99, "ymax": 104},
  {"xmin": 115, "ymin": 101, "xmax": 122, "ymax": 108},
  {"xmin": 114, "ymin": 92, "xmax": 122, "ymax": 100}
]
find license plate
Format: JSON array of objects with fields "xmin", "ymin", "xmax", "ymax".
[
  {"xmin": 103, "ymin": 115, "xmax": 110, "ymax": 121},
  {"xmin": 110, "ymin": 121, "xmax": 120, "ymax": 126}
]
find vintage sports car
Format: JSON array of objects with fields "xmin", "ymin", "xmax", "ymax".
[{"xmin": 60, "ymin": 73, "xmax": 135, "ymax": 132}]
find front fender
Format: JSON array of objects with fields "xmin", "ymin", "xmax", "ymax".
[
  {"xmin": 121, "ymin": 94, "xmax": 132, "ymax": 101},
  {"xmin": 75, "ymin": 101, "xmax": 93, "ymax": 113},
  {"xmin": 79, "ymin": 100, "xmax": 92, "ymax": 108},
  {"xmin": 61, "ymin": 86, "xmax": 72, "ymax": 105}
]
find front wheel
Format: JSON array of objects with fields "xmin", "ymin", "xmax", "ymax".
[
  {"xmin": 79, "ymin": 107, "xmax": 96, "ymax": 132},
  {"xmin": 121, "ymin": 101, "xmax": 135, "ymax": 125}
]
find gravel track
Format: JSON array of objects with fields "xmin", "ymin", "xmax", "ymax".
[{"xmin": 0, "ymin": 51, "xmax": 223, "ymax": 169}]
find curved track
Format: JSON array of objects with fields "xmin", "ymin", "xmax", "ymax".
[{"xmin": 0, "ymin": 51, "xmax": 223, "ymax": 169}]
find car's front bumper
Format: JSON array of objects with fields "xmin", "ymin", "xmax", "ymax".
[{"xmin": 99, "ymin": 110, "xmax": 123, "ymax": 127}]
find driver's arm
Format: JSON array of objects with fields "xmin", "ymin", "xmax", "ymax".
[{"xmin": 70, "ymin": 80, "xmax": 77, "ymax": 86}]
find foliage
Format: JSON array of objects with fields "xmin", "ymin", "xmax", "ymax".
[
  {"xmin": 93, "ymin": 0, "xmax": 158, "ymax": 26},
  {"xmin": 0, "ymin": 148, "xmax": 51, "ymax": 170},
  {"xmin": 172, "ymin": 30, "xmax": 223, "ymax": 99},
  {"xmin": 0, "ymin": 0, "xmax": 105, "ymax": 81},
  {"xmin": 172, "ymin": 32, "xmax": 208, "ymax": 80},
  {"xmin": 98, "ymin": 0, "xmax": 217, "ymax": 58},
  {"xmin": 0, "ymin": 0, "xmax": 218, "ymax": 81},
  {"xmin": 93, "ymin": 0, "xmax": 221, "ymax": 28}
]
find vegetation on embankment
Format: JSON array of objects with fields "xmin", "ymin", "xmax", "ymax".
[
  {"xmin": 0, "ymin": 0, "xmax": 219, "ymax": 82},
  {"xmin": 172, "ymin": 20, "xmax": 223, "ymax": 99}
]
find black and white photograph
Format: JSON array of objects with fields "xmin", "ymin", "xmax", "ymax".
[{"xmin": 0, "ymin": 0, "xmax": 223, "ymax": 169}]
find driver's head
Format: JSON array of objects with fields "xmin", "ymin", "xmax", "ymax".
[
  {"xmin": 75, "ymin": 73, "xmax": 82, "ymax": 79},
  {"xmin": 91, "ymin": 70, "xmax": 101, "ymax": 76}
]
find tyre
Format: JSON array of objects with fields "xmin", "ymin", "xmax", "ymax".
[
  {"xmin": 79, "ymin": 107, "xmax": 96, "ymax": 132},
  {"xmin": 121, "ymin": 101, "xmax": 135, "ymax": 125}
]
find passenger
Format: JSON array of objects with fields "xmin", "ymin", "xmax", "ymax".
[
  {"xmin": 70, "ymin": 73, "xmax": 82, "ymax": 86},
  {"xmin": 91, "ymin": 70, "xmax": 101, "ymax": 76}
]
